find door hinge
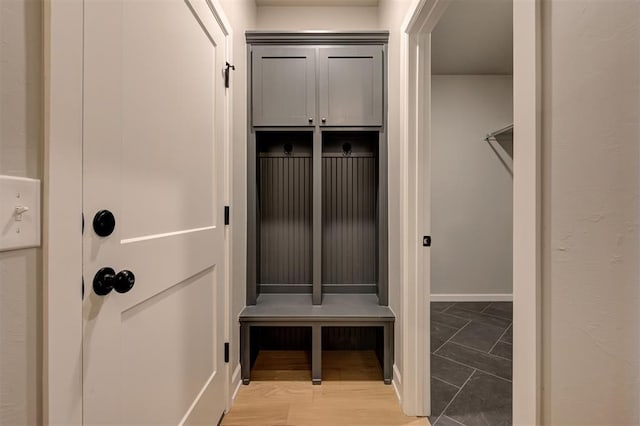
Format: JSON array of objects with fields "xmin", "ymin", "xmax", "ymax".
[
  {"xmin": 224, "ymin": 342, "xmax": 230, "ymax": 363},
  {"xmin": 423, "ymin": 236, "xmax": 431, "ymax": 247},
  {"xmin": 224, "ymin": 206, "xmax": 230, "ymax": 226},
  {"xmin": 224, "ymin": 62, "xmax": 235, "ymax": 89}
]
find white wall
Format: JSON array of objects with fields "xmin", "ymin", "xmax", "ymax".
[
  {"xmin": 431, "ymin": 75, "xmax": 513, "ymax": 296},
  {"xmin": 0, "ymin": 0, "xmax": 43, "ymax": 424},
  {"xmin": 378, "ymin": 0, "xmax": 413, "ymax": 395},
  {"xmin": 541, "ymin": 0, "xmax": 640, "ymax": 423},
  {"xmin": 218, "ymin": 0, "xmax": 257, "ymax": 398},
  {"xmin": 256, "ymin": 6, "xmax": 378, "ymax": 30}
]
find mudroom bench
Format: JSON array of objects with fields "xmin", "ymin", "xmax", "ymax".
[{"xmin": 239, "ymin": 294, "xmax": 395, "ymax": 385}]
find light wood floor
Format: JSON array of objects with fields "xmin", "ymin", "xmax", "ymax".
[{"xmin": 221, "ymin": 351, "xmax": 429, "ymax": 426}]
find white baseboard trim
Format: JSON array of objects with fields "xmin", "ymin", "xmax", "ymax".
[
  {"xmin": 392, "ymin": 364, "xmax": 402, "ymax": 404},
  {"xmin": 430, "ymin": 293, "xmax": 513, "ymax": 302},
  {"xmin": 231, "ymin": 364, "xmax": 242, "ymax": 402}
]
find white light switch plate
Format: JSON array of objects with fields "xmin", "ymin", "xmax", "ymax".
[{"xmin": 0, "ymin": 176, "xmax": 41, "ymax": 251}]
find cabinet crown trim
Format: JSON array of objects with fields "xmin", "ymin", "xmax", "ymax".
[{"xmin": 246, "ymin": 31, "xmax": 389, "ymax": 44}]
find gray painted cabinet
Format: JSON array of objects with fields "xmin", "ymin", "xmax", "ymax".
[
  {"xmin": 251, "ymin": 46, "xmax": 316, "ymax": 126},
  {"xmin": 242, "ymin": 31, "xmax": 393, "ymax": 386},
  {"xmin": 319, "ymin": 46, "xmax": 383, "ymax": 126},
  {"xmin": 251, "ymin": 44, "xmax": 383, "ymax": 127}
]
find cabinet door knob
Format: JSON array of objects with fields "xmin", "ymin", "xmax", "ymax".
[
  {"xmin": 308, "ymin": 117, "xmax": 314, "ymax": 123},
  {"xmin": 321, "ymin": 117, "xmax": 327, "ymax": 123}
]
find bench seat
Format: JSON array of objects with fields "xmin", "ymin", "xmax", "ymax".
[{"xmin": 239, "ymin": 294, "xmax": 395, "ymax": 385}]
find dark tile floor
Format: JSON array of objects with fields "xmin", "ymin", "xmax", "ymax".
[{"xmin": 430, "ymin": 302, "xmax": 512, "ymax": 426}]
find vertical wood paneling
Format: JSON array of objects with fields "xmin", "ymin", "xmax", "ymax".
[
  {"xmin": 322, "ymin": 155, "xmax": 377, "ymax": 286},
  {"xmin": 258, "ymin": 155, "xmax": 313, "ymax": 286}
]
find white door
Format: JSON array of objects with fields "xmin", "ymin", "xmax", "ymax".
[{"xmin": 82, "ymin": 0, "xmax": 229, "ymax": 424}]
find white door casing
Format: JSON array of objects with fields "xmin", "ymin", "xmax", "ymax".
[
  {"xmin": 82, "ymin": 0, "xmax": 229, "ymax": 424},
  {"xmin": 400, "ymin": 0, "xmax": 541, "ymax": 421}
]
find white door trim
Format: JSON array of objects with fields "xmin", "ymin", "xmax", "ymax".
[
  {"xmin": 43, "ymin": 1, "xmax": 83, "ymax": 423},
  {"xmin": 399, "ymin": 0, "xmax": 541, "ymax": 422},
  {"xmin": 43, "ymin": 1, "xmax": 234, "ymax": 424},
  {"xmin": 512, "ymin": 0, "xmax": 542, "ymax": 423}
]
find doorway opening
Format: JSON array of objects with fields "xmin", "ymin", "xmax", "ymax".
[
  {"xmin": 428, "ymin": 1, "xmax": 513, "ymax": 424},
  {"xmin": 401, "ymin": 0, "xmax": 540, "ymax": 421}
]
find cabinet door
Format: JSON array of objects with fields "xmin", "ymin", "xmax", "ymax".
[
  {"xmin": 252, "ymin": 46, "xmax": 316, "ymax": 126},
  {"xmin": 319, "ymin": 46, "xmax": 383, "ymax": 126}
]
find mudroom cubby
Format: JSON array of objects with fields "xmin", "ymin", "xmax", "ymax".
[
  {"xmin": 322, "ymin": 131, "xmax": 379, "ymax": 294},
  {"xmin": 256, "ymin": 131, "xmax": 314, "ymax": 294},
  {"xmin": 241, "ymin": 31, "xmax": 394, "ymax": 386}
]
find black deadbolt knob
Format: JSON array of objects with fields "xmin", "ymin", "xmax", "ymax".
[
  {"xmin": 93, "ymin": 267, "xmax": 135, "ymax": 296},
  {"xmin": 93, "ymin": 210, "xmax": 116, "ymax": 237},
  {"xmin": 114, "ymin": 270, "xmax": 135, "ymax": 294}
]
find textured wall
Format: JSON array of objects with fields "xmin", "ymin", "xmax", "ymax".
[
  {"xmin": 0, "ymin": 0, "xmax": 43, "ymax": 424},
  {"xmin": 541, "ymin": 0, "xmax": 640, "ymax": 423},
  {"xmin": 431, "ymin": 75, "xmax": 513, "ymax": 296}
]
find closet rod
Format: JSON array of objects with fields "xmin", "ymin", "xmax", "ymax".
[{"xmin": 484, "ymin": 124, "xmax": 514, "ymax": 142}]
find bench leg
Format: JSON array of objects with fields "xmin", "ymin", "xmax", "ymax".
[
  {"xmin": 312, "ymin": 324, "xmax": 322, "ymax": 385},
  {"xmin": 383, "ymin": 323, "xmax": 394, "ymax": 385},
  {"xmin": 241, "ymin": 323, "xmax": 250, "ymax": 385}
]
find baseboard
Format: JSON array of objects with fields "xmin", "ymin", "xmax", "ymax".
[
  {"xmin": 430, "ymin": 293, "xmax": 513, "ymax": 302},
  {"xmin": 392, "ymin": 364, "xmax": 402, "ymax": 404},
  {"xmin": 231, "ymin": 364, "xmax": 242, "ymax": 402}
]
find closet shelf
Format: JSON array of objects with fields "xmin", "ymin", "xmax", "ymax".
[{"xmin": 485, "ymin": 123, "xmax": 514, "ymax": 142}]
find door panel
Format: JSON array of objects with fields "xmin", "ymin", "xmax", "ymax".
[
  {"xmin": 319, "ymin": 46, "xmax": 383, "ymax": 126},
  {"xmin": 252, "ymin": 46, "xmax": 316, "ymax": 126},
  {"xmin": 120, "ymin": 0, "xmax": 217, "ymax": 238},
  {"xmin": 82, "ymin": 0, "xmax": 228, "ymax": 424},
  {"xmin": 120, "ymin": 268, "xmax": 216, "ymax": 424}
]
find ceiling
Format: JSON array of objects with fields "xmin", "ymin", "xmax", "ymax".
[
  {"xmin": 431, "ymin": 0, "xmax": 513, "ymax": 75},
  {"xmin": 255, "ymin": 0, "xmax": 378, "ymax": 6}
]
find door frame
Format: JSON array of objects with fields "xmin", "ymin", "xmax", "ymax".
[
  {"xmin": 399, "ymin": 0, "xmax": 541, "ymax": 421},
  {"xmin": 42, "ymin": 1, "xmax": 234, "ymax": 424}
]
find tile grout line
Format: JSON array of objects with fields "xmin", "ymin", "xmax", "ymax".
[
  {"xmin": 433, "ymin": 344, "xmax": 512, "ymax": 383},
  {"xmin": 444, "ymin": 303, "xmax": 513, "ymax": 324},
  {"xmin": 437, "ymin": 309, "xmax": 511, "ymax": 328},
  {"xmin": 488, "ymin": 323, "xmax": 513, "ymax": 354},
  {"xmin": 432, "ymin": 319, "xmax": 473, "ymax": 353},
  {"xmin": 440, "ymin": 415, "xmax": 466, "ymax": 426},
  {"xmin": 434, "ymin": 370, "xmax": 477, "ymax": 426},
  {"xmin": 445, "ymin": 340, "xmax": 513, "ymax": 363},
  {"xmin": 431, "ymin": 375, "xmax": 462, "ymax": 391},
  {"xmin": 432, "ymin": 302, "xmax": 455, "ymax": 314},
  {"xmin": 481, "ymin": 302, "xmax": 513, "ymax": 319},
  {"xmin": 431, "ymin": 319, "xmax": 464, "ymax": 333}
]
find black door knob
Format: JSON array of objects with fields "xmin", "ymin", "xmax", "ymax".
[
  {"xmin": 93, "ymin": 210, "xmax": 116, "ymax": 237},
  {"xmin": 93, "ymin": 267, "xmax": 135, "ymax": 296},
  {"xmin": 114, "ymin": 270, "xmax": 135, "ymax": 293}
]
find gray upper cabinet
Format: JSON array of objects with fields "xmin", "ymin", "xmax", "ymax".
[
  {"xmin": 252, "ymin": 46, "xmax": 316, "ymax": 127},
  {"xmin": 318, "ymin": 46, "xmax": 383, "ymax": 127}
]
